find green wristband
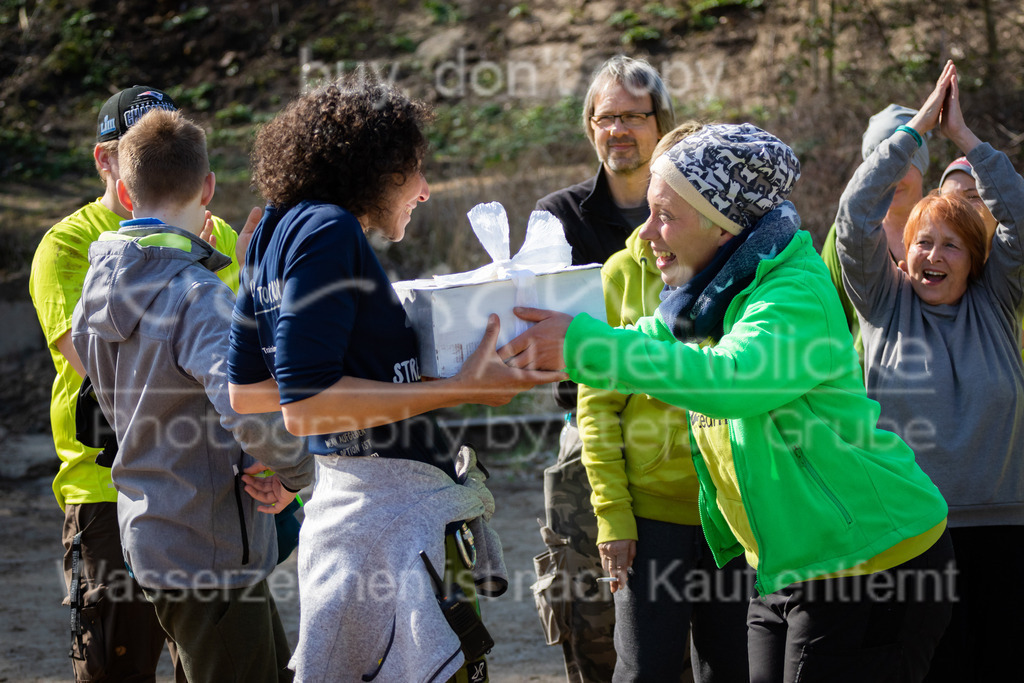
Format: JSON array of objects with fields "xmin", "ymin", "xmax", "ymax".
[{"xmin": 896, "ymin": 125, "xmax": 924, "ymax": 148}]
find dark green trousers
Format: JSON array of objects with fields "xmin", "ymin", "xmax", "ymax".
[{"xmin": 144, "ymin": 579, "xmax": 292, "ymax": 683}]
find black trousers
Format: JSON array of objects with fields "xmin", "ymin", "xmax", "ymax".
[
  {"xmin": 612, "ymin": 517, "xmax": 752, "ymax": 683},
  {"xmin": 747, "ymin": 529, "xmax": 954, "ymax": 683},
  {"xmin": 144, "ymin": 579, "xmax": 292, "ymax": 683},
  {"xmin": 923, "ymin": 524, "xmax": 1024, "ymax": 683}
]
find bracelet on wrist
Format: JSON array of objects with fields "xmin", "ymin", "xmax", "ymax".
[{"xmin": 895, "ymin": 125, "xmax": 924, "ymax": 148}]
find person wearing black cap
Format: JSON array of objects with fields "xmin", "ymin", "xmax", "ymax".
[
  {"xmin": 28, "ymin": 85, "xmax": 254, "ymax": 681},
  {"xmin": 96, "ymin": 86, "xmax": 178, "ymax": 141}
]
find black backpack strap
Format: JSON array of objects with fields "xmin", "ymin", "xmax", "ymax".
[{"xmin": 75, "ymin": 375, "xmax": 118, "ymax": 467}]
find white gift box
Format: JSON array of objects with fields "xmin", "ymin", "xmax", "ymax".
[{"xmin": 392, "ymin": 202, "xmax": 606, "ymax": 378}]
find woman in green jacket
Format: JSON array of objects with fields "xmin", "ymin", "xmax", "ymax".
[
  {"xmin": 579, "ymin": 122, "xmax": 751, "ymax": 682},
  {"xmin": 502, "ymin": 123, "xmax": 953, "ymax": 683}
]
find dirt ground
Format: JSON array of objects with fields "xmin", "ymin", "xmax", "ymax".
[{"xmin": 0, "ymin": 454, "xmax": 569, "ymax": 682}]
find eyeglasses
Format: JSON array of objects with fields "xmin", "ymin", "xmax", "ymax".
[{"xmin": 590, "ymin": 111, "xmax": 656, "ymax": 129}]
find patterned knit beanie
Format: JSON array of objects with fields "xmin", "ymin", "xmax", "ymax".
[{"xmin": 650, "ymin": 123, "xmax": 801, "ymax": 235}]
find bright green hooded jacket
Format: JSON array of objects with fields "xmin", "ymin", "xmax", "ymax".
[
  {"xmin": 565, "ymin": 229, "xmax": 948, "ymax": 596},
  {"xmin": 578, "ymin": 226, "xmax": 700, "ymax": 545}
]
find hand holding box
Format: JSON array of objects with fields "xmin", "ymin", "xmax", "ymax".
[{"xmin": 393, "ymin": 202, "xmax": 606, "ymax": 378}]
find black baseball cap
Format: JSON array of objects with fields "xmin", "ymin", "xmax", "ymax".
[{"xmin": 96, "ymin": 86, "xmax": 178, "ymax": 142}]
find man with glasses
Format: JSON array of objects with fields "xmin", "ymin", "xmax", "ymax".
[
  {"xmin": 532, "ymin": 55, "xmax": 674, "ymax": 682},
  {"xmin": 537, "ymin": 55, "xmax": 675, "ymax": 267}
]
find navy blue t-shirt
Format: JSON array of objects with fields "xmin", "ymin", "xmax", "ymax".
[{"xmin": 228, "ymin": 201, "xmax": 455, "ymax": 478}]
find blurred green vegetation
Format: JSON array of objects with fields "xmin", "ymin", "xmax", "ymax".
[
  {"xmin": 3, "ymin": 0, "xmax": 1024, "ymax": 274},
  {"xmin": 423, "ymin": 0, "xmax": 461, "ymax": 25},
  {"xmin": 0, "ymin": 97, "xmax": 587, "ymax": 184},
  {"xmin": 428, "ymin": 96, "xmax": 586, "ymax": 173},
  {"xmin": 0, "ymin": 126, "xmax": 88, "ymax": 180},
  {"xmin": 608, "ymin": 0, "xmax": 766, "ymax": 43}
]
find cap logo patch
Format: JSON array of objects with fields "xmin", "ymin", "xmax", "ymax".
[
  {"xmin": 123, "ymin": 101, "xmax": 176, "ymax": 129},
  {"xmin": 98, "ymin": 114, "xmax": 117, "ymax": 138}
]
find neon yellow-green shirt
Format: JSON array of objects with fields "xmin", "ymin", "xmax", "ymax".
[
  {"xmin": 28, "ymin": 199, "xmax": 239, "ymax": 509},
  {"xmin": 688, "ymin": 400, "xmax": 944, "ymax": 579}
]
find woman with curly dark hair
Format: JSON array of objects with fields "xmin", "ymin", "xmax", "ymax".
[
  {"xmin": 250, "ymin": 81, "xmax": 431, "ymax": 231},
  {"xmin": 228, "ymin": 80, "xmax": 560, "ymax": 681}
]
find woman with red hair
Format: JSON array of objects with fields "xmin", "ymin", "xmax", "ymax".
[
  {"xmin": 835, "ymin": 60, "xmax": 1024, "ymax": 682},
  {"xmin": 899, "ymin": 190, "xmax": 989, "ymax": 301}
]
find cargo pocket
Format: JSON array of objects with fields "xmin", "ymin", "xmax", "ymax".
[
  {"xmin": 68, "ymin": 584, "xmax": 108, "ymax": 681},
  {"xmin": 530, "ymin": 526, "xmax": 574, "ymax": 646}
]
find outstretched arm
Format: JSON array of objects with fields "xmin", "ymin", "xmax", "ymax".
[
  {"xmin": 918, "ymin": 61, "xmax": 1024, "ymax": 300},
  {"xmin": 278, "ymin": 314, "xmax": 563, "ymax": 436}
]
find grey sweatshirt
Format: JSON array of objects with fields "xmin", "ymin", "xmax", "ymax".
[
  {"xmin": 836, "ymin": 132, "xmax": 1024, "ymax": 527},
  {"xmin": 72, "ymin": 222, "xmax": 313, "ymax": 589},
  {"xmin": 292, "ymin": 450, "xmax": 506, "ymax": 682}
]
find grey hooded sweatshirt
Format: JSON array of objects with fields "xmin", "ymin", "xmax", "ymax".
[{"xmin": 72, "ymin": 221, "xmax": 312, "ymax": 590}]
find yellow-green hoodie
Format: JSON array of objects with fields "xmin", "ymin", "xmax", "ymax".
[{"xmin": 578, "ymin": 226, "xmax": 700, "ymax": 545}]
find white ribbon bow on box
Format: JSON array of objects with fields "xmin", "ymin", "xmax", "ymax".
[{"xmin": 430, "ymin": 202, "xmax": 572, "ymax": 336}]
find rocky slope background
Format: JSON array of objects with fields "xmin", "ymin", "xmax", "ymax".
[{"xmin": 2, "ymin": 0, "xmax": 1024, "ymax": 437}]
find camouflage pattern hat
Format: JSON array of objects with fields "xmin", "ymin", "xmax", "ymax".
[{"xmin": 651, "ymin": 123, "xmax": 801, "ymax": 235}]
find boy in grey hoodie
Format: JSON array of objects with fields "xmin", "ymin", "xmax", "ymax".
[{"xmin": 71, "ymin": 108, "xmax": 312, "ymax": 683}]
